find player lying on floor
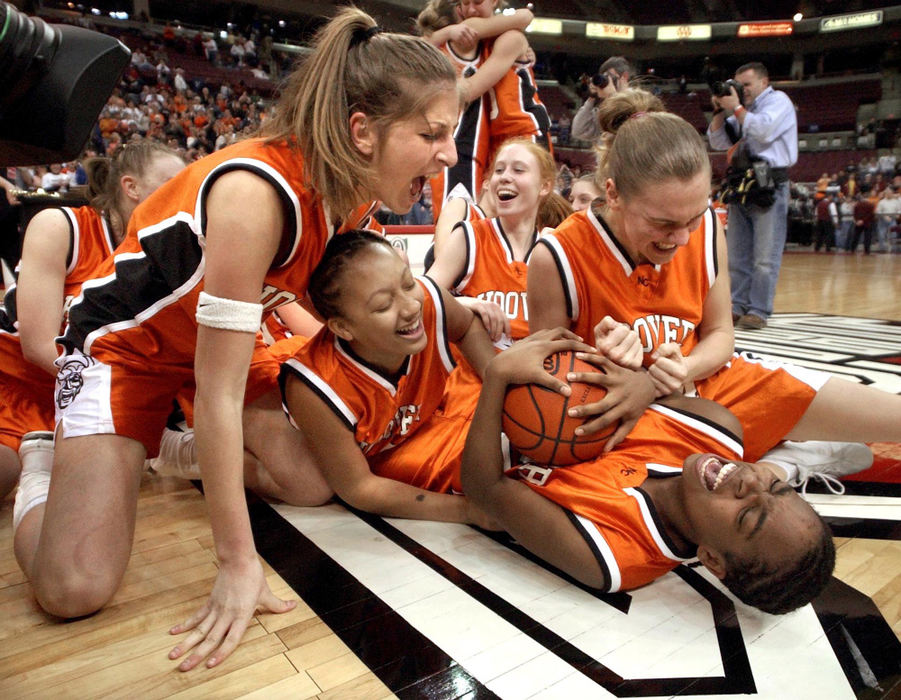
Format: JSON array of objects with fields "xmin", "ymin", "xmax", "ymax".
[
  {"xmin": 278, "ymin": 229, "xmax": 494, "ymax": 525},
  {"xmin": 460, "ymin": 328, "xmax": 899, "ymax": 615},
  {"xmin": 278, "ymin": 230, "xmax": 645, "ymax": 524}
]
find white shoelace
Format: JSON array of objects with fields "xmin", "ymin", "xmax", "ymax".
[{"xmin": 798, "ymin": 472, "xmax": 846, "ymax": 496}]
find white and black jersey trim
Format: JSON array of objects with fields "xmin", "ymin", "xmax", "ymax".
[{"xmin": 62, "ymin": 158, "xmax": 303, "ymax": 353}]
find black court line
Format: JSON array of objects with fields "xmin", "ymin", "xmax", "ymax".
[
  {"xmin": 244, "ymin": 492, "xmax": 497, "ymax": 699},
  {"xmin": 813, "ymin": 578, "xmax": 901, "ymax": 698},
  {"xmin": 351, "ymin": 505, "xmax": 757, "ymax": 697},
  {"xmin": 826, "ymin": 517, "xmax": 901, "ymax": 541}
]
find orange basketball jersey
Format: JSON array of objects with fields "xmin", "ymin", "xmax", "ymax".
[
  {"xmin": 452, "ymin": 216, "xmax": 535, "ymax": 346},
  {"xmin": 537, "ymin": 205, "xmax": 827, "ymax": 461},
  {"xmin": 539, "ymin": 206, "xmax": 718, "ymax": 362},
  {"xmin": 514, "ymin": 402, "xmax": 743, "ymax": 592},
  {"xmin": 5, "ymin": 206, "xmax": 117, "ymax": 336},
  {"xmin": 60, "ymin": 138, "xmax": 372, "ymax": 367},
  {"xmin": 0, "ymin": 206, "xmax": 117, "ymax": 448},
  {"xmin": 280, "ymin": 277, "xmax": 460, "ymax": 485},
  {"xmin": 484, "ymin": 41, "xmax": 552, "ymax": 160},
  {"xmin": 431, "ymin": 42, "xmax": 491, "ymax": 219}
]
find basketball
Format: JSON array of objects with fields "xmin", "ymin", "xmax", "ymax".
[{"xmin": 501, "ymin": 351, "xmax": 618, "ymax": 466}]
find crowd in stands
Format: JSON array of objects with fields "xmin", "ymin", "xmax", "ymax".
[
  {"xmin": 6, "ymin": 10, "xmax": 901, "ymax": 243},
  {"xmin": 785, "ymin": 156, "xmax": 901, "ymax": 252},
  {"xmin": 5, "ymin": 21, "xmax": 276, "ymax": 199}
]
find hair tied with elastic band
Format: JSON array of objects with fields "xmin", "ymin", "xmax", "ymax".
[
  {"xmin": 629, "ymin": 111, "xmax": 648, "ymax": 120},
  {"xmin": 351, "ymin": 24, "xmax": 383, "ymax": 47}
]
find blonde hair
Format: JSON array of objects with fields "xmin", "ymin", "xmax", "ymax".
[
  {"xmin": 415, "ymin": 0, "xmax": 457, "ymax": 35},
  {"xmin": 84, "ymin": 141, "xmax": 182, "ymax": 222},
  {"xmin": 265, "ymin": 7, "xmax": 457, "ymax": 217},
  {"xmin": 594, "ymin": 88, "xmax": 710, "ymax": 199}
]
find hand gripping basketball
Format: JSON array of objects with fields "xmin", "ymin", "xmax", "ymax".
[{"xmin": 502, "ymin": 350, "xmax": 619, "ymax": 466}]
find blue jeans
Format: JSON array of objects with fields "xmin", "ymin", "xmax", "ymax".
[
  {"xmin": 836, "ymin": 219, "xmax": 853, "ymax": 249},
  {"xmin": 876, "ymin": 217, "xmax": 892, "ymax": 251},
  {"xmin": 727, "ymin": 181, "xmax": 789, "ymax": 320}
]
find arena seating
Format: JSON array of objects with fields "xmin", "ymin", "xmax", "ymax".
[
  {"xmin": 661, "ymin": 91, "xmax": 710, "ymax": 133},
  {"xmin": 784, "ymin": 79, "xmax": 882, "ymax": 133}
]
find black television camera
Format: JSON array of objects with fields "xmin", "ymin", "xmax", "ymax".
[
  {"xmin": 0, "ymin": 1, "xmax": 130, "ymax": 165},
  {"xmin": 710, "ymin": 78, "xmax": 744, "ymax": 104}
]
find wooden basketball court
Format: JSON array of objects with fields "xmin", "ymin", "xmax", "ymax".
[{"xmin": 1, "ymin": 249, "xmax": 899, "ymax": 699}]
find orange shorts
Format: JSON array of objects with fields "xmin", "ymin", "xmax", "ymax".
[
  {"xmin": 56, "ymin": 336, "xmax": 284, "ymax": 457},
  {"xmin": 0, "ymin": 369, "xmax": 56, "ymax": 451},
  {"xmin": 695, "ymin": 352, "xmax": 828, "ymax": 462}
]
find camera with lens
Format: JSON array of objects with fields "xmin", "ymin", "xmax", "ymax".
[
  {"xmin": 0, "ymin": 1, "xmax": 130, "ymax": 165},
  {"xmin": 591, "ymin": 72, "xmax": 618, "ymax": 91},
  {"xmin": 711, "ymin": 78, "xmax": 744, "ymax": 103}
]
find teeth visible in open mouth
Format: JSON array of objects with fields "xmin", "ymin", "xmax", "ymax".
[
  {"xmin": 398, "ymin": 320, "xmax": 421, "ymax": 336},
  {"xmin": 497, "ymin": 190, "xmax": 516, "ymax": 201},
  {"xmin": 712, "ymin": 461, "xmax": 737, "ymax": 490}
]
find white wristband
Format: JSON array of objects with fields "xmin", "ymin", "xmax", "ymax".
[{"xmin": 196, "ymin": 290, "xmax": 263, "ymax": 333}]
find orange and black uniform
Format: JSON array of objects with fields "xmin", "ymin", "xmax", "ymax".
[
  {"xmin": 511, "ymin": 402, "xmax": 743, "ymax": 592},
  {"xmin": 0, "ymin": 206, "xmax": 116, "ymax": 449},
  {"xmin": 57, "ymin": 138, "xmax": 374, "ymax": 456},
  {"xmin": 442, "ymin": 216, "xmax": 538, "ymax": 417},
  {"xmin": 431, "ymin": 43, "xmax": 491, "ymax": 219},
  {"xmin": 536, "ymin": 205, "xmax": 829, "ymax": 462},
  {"xmin": 279, "ymin": 277, "xmax": 496, "ymax": 493},
  {"xmin": 483, "ymin": 38, "xmax": 552, "ymax": 163}
]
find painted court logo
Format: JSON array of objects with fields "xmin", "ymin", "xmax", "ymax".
[{"xmin": 56, "ymin": 354, "xmax": 94, "ymax": 409}]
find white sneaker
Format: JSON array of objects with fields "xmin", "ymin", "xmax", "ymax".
[
  {"xmin": 761, "ymin": 440, "xmax": 873, "ymax": 495},
  {"xmin": 149, "ymin": 427, "xmax": 200, "ymax": 479},
  {"xmin": 13, "ymin": 431, "xmax": 55, "ymax": 531}
]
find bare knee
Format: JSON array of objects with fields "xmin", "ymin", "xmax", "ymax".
[
  {"xmin": 32, "ymin": 566, "xmax": 121, "ymax": 619},
  {"xmin": 0, "ymin": 444, "xmax": 21, "ymax": 501},
  {"xmin": 286, "ymin": 479, "xmax": 333, "ymax": 507},
  {"xmin": 245, "ymin": 454, "xmax": 333, "ymax": 506}
]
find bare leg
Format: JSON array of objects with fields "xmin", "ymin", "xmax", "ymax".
[
  {"xmin": 14, "ymin": 433, "xmax": 146, "ymax": 618},
  {"xmin": 785, "ymin": 377, "xmax": 901, "ymax": 443},
  {"xmin": 242, "ymin": 389, "xmax": 332, "ymax": 506},
  {"xmin": 0, "ymin": 444, "xmax": 20, "ymax": 501}
]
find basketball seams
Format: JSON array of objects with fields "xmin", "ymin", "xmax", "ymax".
[{"xmin": 501, "ymin": 350, "xmax": 619, "ymax": 465}]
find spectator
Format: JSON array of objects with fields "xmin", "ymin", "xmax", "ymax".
[
  {"xmin": 40, "ymin": 163, "xmax": 70, "ymax": 193},
  {"xmin": 849, "ymin": 193, "xmax": 876, "ymax": 253},
  {"xmin": 202, "ymin": 36, "xmax": 219, "ymax": 65},
  {"xmin": 230, "ymin": 37, "xmax": 246, "ymax": 66},
  {"xmin": 874, "ymin": 187, "xmax": 901, "ymax": 252},
  {"xmin": 837, "ymin": 195, "xmax": 855, "ymax": 249},
  {"xmin": 173, "ymin": 67, "xmax": 188, "ymax": 93},
  {"xmin": 707, "ymin": 61, "xmax": 797, "ymax": 330},
  {"xmin": 813, "ymin": 193, "xmax": 838, "ymax": 252},
  {"xmin": 570, "ymin": 56, "xmax": 633, "ymax": 143}
]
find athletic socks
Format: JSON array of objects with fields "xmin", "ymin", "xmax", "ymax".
[
  {"xmin": 12, "ymin": 431, "xmax": 55, "ymax": 532},
  {"xmin": 149, "ymin": 427, "xmax": 200, "ymax": 479}
]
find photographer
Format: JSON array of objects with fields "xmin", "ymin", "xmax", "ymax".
[
  {"xmin": 571, "ymin": 56, "xmax": 632, "ymax": 143},
  {"xmin": 707, "ymin": 61, "xmax": 797, "ymax": 330}
]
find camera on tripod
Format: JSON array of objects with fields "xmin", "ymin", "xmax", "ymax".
[{"xmin": 710, "ymin": 78, "xmax": 744, "ymax": 104}]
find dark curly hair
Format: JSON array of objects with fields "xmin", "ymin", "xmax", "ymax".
[
  {"xmin": 721, "ymin": 511, "xmax": 835, "ymax": 614},
  {"xmin": 308, "ymin": 229, "xmax": 396, "ymax": 319}
]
